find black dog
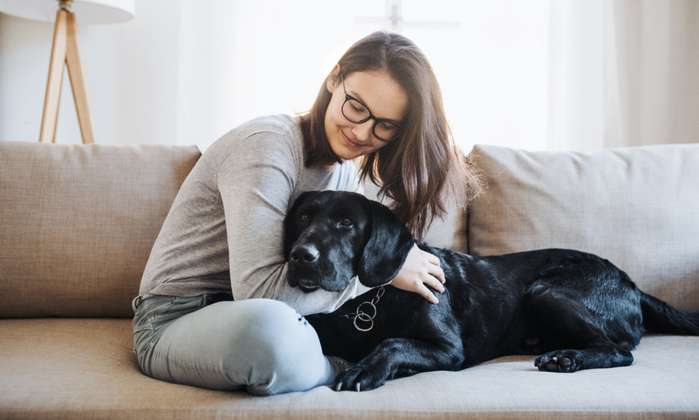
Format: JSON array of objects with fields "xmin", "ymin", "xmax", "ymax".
[{"xmin": 283, "ymin": 190, "xmax": 699, "ymax": 392}]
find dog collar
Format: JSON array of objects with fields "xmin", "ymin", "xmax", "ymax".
[{"xmin": 342, "ymin": 286, "xmax": 385, "ymax": 332}]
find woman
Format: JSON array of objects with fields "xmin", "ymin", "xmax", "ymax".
[{"xmin": 132, "ymin": 31, "xmax": 480, "ymax": 395}]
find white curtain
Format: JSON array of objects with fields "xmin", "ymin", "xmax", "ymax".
[{"xmin": 548, "ymin": 0, "xmax": 699, "ymax": 152}]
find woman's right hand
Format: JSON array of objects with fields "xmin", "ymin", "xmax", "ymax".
[{"xmin": 388, "ymin": 243, "xmax": 446, "ymax": 304}]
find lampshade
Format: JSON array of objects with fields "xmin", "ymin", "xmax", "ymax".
[{"xmin": 0, "ymin": 0, "xmax": 134, "ymax": 24}]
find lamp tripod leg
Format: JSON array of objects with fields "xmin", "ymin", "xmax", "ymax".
[
  {"xmin": 65, "ymin": 11, "xmax": 94, "ymax": 144},
  {"xmin": 39, "ymin": 8, "xmax": 68, "ymax": 143},
  {"xmin": 39, "ymin": 7, "xmax": 95, "ymax": 145}
]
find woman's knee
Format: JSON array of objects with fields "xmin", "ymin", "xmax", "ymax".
[
  {"xmin": 224, "ymin": 298, "xmax": 318, "ymax": 361},
  {"xmin": 234, "ymin": 298, "xmax": 301, "ymax": 328},
  {"xmin": 220, "ymin": 298, "xmax": 329, "ymax": 395}
]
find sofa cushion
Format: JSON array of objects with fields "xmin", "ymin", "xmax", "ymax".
[
  {"xmin": 0, "ymin": 141, "xmax": 200, "ymax": 318},
  {"xmin": 468, "ymin": 144, "xmax": 699, "ymax": 310},
  {"xmin": 0, "ymin": 319, "xmax": 697, "ymax": 419}
]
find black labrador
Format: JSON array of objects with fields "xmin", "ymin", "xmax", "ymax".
[{"xmin": 283, "ymin": 190, "xmax": 699, "ymax": 392}]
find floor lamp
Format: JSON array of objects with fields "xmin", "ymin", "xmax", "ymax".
[{"xmin": 0, "ymin": 0, "xmax": 134, "ymax": 144}]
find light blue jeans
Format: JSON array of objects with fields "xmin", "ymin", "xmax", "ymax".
[{"xmin": 131, "ymin": 292, "xmax": 337, "ymax": 395}]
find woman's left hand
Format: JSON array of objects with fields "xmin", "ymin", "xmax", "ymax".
[{"xmin": 389, "ymin": 243, "xmax": 446, "ymax": 304}]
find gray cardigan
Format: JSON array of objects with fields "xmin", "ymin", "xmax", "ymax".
[{"xmin": 138, "ymin": 114, "xmax": 373, "ymax": 315}]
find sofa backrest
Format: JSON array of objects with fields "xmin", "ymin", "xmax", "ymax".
[
  {"xmin": 468, "ymin": 143, "xmax": 699, "ymax": 310},
  {"xmin": 0, "ymin": 141, "xmax": 200, "ymax": 318},
  {"xmin": 6, "ymin": 139, "xmax": 694, "ymax": 317}
]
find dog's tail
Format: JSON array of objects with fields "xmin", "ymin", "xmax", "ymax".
[{"xmin": 641, "ymin": 292, "xmax": 699, "ymax": 335}]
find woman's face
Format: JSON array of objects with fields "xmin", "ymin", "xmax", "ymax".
[{"xmin": 324, "ymin": 69, "xmax": 408, "ymax": 161}]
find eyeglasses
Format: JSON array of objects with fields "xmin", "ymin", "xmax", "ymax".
[{"xmin": 340, "ymin": 75, "xmax": 401, "ymax": 142}]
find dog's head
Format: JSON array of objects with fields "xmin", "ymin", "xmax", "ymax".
[{"xmin": 284, "ymin": 190, "xmax": 415, "ymax": 293}]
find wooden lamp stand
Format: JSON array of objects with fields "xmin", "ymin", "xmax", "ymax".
[{"xmin": 39, "ymin": 0, "xmax": 94, "ymax": 144}]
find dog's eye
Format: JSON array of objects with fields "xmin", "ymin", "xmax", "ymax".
[
  {"xmin": 338, "ymin": 218, "xmax": 354, "ymax": 228},
  {"xmin": 299, "ymin": 214, "xmax": 310, "ymax": 224}
]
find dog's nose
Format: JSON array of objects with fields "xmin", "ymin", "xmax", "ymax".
[{"xmin": 290, "ymin": 244, "xmax": 320, "ymax": 265}]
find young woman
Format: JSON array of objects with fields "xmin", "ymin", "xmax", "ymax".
[{"xmin": 131, "ymin": 31, "xmax": 480, "ymax": 395}]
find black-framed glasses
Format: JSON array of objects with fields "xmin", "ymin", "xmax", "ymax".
[{"xmin": 340, "ymin": 75, "xmax": 401, "ymax": 142}]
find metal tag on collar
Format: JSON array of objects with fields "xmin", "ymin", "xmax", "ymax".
[{"xmin": 344, "ymin": 286, "xmax": 385, "ymax": 332}]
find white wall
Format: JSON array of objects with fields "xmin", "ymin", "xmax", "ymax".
[
  {"xmin": 0, "ymin": 0, "xmax": 182, "ymax": 146},
  {"xmin": 0, "ymin": 0, "xmax": 553, "ymax": 151}
]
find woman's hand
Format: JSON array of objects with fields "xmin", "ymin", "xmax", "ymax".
[{"xmin": 389, "ymin": 243, "xmax": 446, "ymax": 304}]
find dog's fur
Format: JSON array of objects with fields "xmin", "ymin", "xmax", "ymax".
[{"xmin": 284, "ymin": 190, "xmax": 699, "ymax": 392}]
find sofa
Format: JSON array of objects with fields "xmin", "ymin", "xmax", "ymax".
[{"xmin": 1, "ymin": 139, "xmax": 698, "ymax": 419}]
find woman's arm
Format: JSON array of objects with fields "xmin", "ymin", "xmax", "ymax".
[{"xmin": 217, "ymin": 130, "xmax": 370, "ymax": 315}]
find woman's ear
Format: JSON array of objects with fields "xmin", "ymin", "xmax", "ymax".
[
  {"xmin": 357, "ymin": 198, "xmax": 415, "ymax": 287},
  {"xmin": 325, "ymin": 64, "xmax": 341, "ymax": 93}
]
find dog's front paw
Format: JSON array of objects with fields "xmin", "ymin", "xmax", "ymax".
[
  {"xmin": 535, "ymin": 349, "xmax": 584, "ymax": 372},
  {"xmin": 333, "ymin": 363, "xmax": 390, "ymax": 392}
]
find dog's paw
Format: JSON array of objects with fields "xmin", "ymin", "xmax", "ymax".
[
  {"xmin": 332, "ymin": 363, "xmax": 390, "ymax": 392},
  {"xmin": 535, "ymin": 349, "xmax": 584, "ymax": 372}
]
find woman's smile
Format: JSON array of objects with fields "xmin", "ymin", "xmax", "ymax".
[{"xmin": 341, "ymin": 129, "xmax": 364, "ymax": 149}]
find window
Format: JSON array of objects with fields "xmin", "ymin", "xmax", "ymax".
[{"xmin": 207, "ymin": 1, "xmax": 551, "ymax": 152}]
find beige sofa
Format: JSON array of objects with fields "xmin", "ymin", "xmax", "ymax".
[{"xmin": 1, "ymin": 140, "xmax": 698, "ymax": 419}]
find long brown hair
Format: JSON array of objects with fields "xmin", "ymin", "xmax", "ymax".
[{"xmin": 300, "ymin": 31, "xmax": 482, "ymax": 241}]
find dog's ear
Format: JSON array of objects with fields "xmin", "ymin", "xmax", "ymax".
[
  {"xmin": 357, "ymin": 198, "xmax": 415, "ymax": 287},
  {"xmin": 283, "ymin": 191, "xmax": 317, "ymax": 258}
]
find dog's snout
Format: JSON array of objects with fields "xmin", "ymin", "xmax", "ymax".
[{"xmin": 290, "ymin": 244, "xmax": 320, "ymax": 265}]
